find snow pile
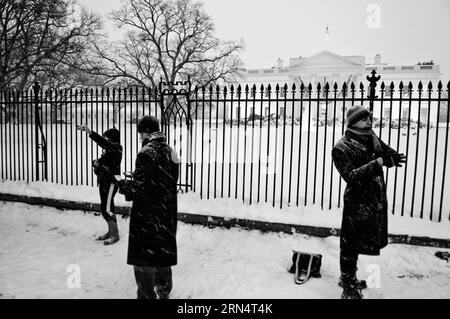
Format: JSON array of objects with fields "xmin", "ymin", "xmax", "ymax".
[
  {"xmin": 0, "ymin": 201, "xmax": 449, "ymax": 299},
  {"xmin": 0, "ymin": 180, "xmax": 449, "ymax": 240}
]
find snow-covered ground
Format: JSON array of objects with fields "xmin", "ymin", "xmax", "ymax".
[
  {"xmin": 1, "ymin": 180, "xmax": 449, "ymax": 240},
  {"xmin": 0, "ymin": 201, "xmax": 449, "ymax": 299}
]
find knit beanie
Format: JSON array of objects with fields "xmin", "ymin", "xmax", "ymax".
[
  {"xmin": 103, "ymin": 128, "xmax": 120, "ymax": 144},
  {"xmin": 346, "ymin": 105, "xmax": 371, "ymax": 127},
  {"xmin": 137, "ymin": 116, "xmax": 160, "ymax": 134}
]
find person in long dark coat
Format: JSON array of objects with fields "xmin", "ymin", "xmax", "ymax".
[
  {"xmin": 77, "ymin": 125, "xmax": 123, "ymax": 245},
  {"xmin": 332, "ymin": 105, "xmax": 406, "ymax": 299},
  {"xmin": 116, "ymin": 115, "xmax": 179, "ymax": 299}
]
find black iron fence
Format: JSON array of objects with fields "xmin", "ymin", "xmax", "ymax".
[{"xmin": 0, "ymin": 72, "xmax": 449, "ymax": 223}]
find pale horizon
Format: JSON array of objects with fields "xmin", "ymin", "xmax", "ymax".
[{"xmin": 79, "ymin": 0, "xmax": 450, "ymax": 84}]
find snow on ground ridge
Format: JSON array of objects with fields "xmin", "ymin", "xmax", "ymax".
[{"xmin": 0, "ymin": 180, "xmax": 449, "ymax": 240}]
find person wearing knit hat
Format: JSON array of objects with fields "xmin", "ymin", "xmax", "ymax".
[
  {"xmin": 76, "ymin": 125, "xmax": 123, "ymax": 245},
  {"xmin": 332, "ymin": 105, "xmax": 406, "ymax": 299},
  {"xmin": 116, "ymin": 115, "xmax": 179, "ymax": 299},
  {"xmin": 346, "ymin": 105, "xmax": 371, "ymax": 126}
]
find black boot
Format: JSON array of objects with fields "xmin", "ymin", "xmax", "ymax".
[
  {"xmin": 339, "ymin": 248, "xmax": 363, "ymax": 299},
  {"xmin": 338, "ymin": 276, "xmax": 367, "ymax": 290},
  {"xmin": 96, "ymin": 220, "xmax": 111, "ymax": 241},
  {"xmin": 104, "ymin": 216, "xmax": 119, "ymax": 245},
  {"xmin": 341, "ymin": 277, "xmax": 363, "ymax": 299}
]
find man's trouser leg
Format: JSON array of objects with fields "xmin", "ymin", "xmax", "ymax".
[
  {"xmin": 340, "ymin": 246, "xmax": 358, "ymax": 284},
  {"xmin": 155, "ymin": 267, "xmax": 173, "ymax": 299},
  {"xmin": 133, "ymin": 266, "xmax": 157, "ymax": 299},
  {"xmin": 339, "ymin": 245, "xmax": 363, "ymax": 298}
]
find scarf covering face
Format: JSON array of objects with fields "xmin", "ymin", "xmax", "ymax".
[
  {"xmin": 346, "ymin": 125, "xmax": 373, "ymax": 136},
  {"xmin": 345, "ymin": 125, "xmax": 376, "ymax": 153}
]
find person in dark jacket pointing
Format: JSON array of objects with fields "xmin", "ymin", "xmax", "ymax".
[
  {"xmin": 77, "ymin": 125, "xmax": 123, "ymax": 245},
  {"xmin": 116, "ymin": 115, "xmax": 179, "ymax": 299},
  {"xmin": 332, "ymin": 105, "xmax": 406, "ymax": 299}
]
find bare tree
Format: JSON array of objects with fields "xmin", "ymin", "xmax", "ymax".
[
  {"xmin": 0, "ymin": 0, "xmax": 104, "ymax": 124},
  {"xmin": 84, "ymin": 0, "xmax": 244, "ymax": 88},
  {"xmin": 0, "ymin": 0, "xmax": 103, "ymax": 91}
]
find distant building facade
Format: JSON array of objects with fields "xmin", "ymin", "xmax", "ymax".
[{"xmin": 231, "ymin": 50, "xmax": 445, "ymax": 125}]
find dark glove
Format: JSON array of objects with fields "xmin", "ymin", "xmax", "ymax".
[
  {"xmin": 116, "ymin": 179, "xmax": 127, "ymax": 193},
  {"xmin": 381, "ymin": 153, "xmax": 396, "ymax": 168},
  {"xmin": 121, "ymin": 208, "xmax": 131, "ymax": 219},
  {"xmin": 392, "ymin": 153, "xmax": 407, "ymax": 167},
  {"xmin": 117, "ymin": 179, "xmax": 134, "ymax": 201}
]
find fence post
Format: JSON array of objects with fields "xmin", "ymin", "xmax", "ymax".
[
  {"xmin": 366, "ymin": 69, "xmax": 381, "ymax": 119},
  {"xmin": 33, "ymin": 82, "xmax": 40, "ymax": 181}
]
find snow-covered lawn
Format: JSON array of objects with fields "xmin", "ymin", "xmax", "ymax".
[
  {"xmin": 0, "ymin": 201, "xmax": 449, "ymax": 299},
  {"xmin": 1, "ymin": 181, "xmax": 450, "ymax": 240}
]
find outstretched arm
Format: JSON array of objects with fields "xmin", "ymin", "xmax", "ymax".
[
  {"xmin": 77, "ymin": 125, "xmax": 118, "ymax": 151},
  {"xmin": 378, "ymin": 138, "xmax": 407, "ymax": 167}
]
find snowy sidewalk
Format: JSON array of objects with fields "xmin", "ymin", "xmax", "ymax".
[{"xmin": 0, "ymin": 201, "xmax": 449, "ymax": 299}]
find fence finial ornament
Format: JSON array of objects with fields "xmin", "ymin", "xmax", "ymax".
[{"xmin": 366, "ymin": 69, "xmax": 381, "ymax": 115}]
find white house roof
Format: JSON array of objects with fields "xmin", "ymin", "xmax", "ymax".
[{"xmin": 289, "ymin": 50, "xmax": 365, "ymax": 68}]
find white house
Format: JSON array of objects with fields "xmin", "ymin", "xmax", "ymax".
[{"xmin": 230, "ymin": 51, "xmax": 446, "ymax": 125}]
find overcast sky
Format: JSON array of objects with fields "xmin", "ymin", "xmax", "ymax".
[{"xmin": 79, "ymin": 0, "xmax": 450, "ymax": 83}]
